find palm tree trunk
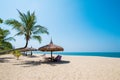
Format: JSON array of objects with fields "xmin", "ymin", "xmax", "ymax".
[
  {"xmin": 0, "ymin": 47, "xmax": 24, "ymax": 54},
  {"xmin": 24, "ymin": 39, "xmax": 28, "ymax": 48},
  {"xmin": 0, "ymin": 37, "xmax": 29, "ymax": 54}
]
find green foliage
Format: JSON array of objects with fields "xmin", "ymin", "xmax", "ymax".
[
  {"xmin": 0, "ymin": 28, "xmax": 14, "ymax": 50},
  {"xmin": 0, "ymin": 18, "xmax": 3, "ymax": 23},
  {"xmin": 12, "ymin": 50, "xmax": 22, "ymax": 60},
  {"xmin": 0, "ymin": 42, "xmax": 13, "ymax": 50},
  {"xmin": 5, "ymin": 10, "xmax": 49, "ymax": 48},
  {"xmin": 0, "ymin": 19, "xmax": 15, "ymax": 50}
]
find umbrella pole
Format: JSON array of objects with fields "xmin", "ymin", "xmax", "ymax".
[
  {"xmin": 31, "ymin": 51, "xmax": 32, "ymax": 56},
  {"xmin": 51, "ymin": 51, "xmax": 53, "ymax": 61}
]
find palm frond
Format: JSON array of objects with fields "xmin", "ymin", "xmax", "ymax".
[
  {"xmin": 4, "ymin": 37, "xmax": 16, "ymax": 41},
  {"xmin": 0, "ymin": 18, "xmax": 3, "ymax": 23},
  {"xmin": 17, "ymin": 9, "xmax": 27, "ymax": 24},
  {"xmin": 27, "ymin": 11, "xmax": 36, "ymax": 30},
  {"xmin": 4, "ymin": 30, "xmax": 10, "ymax": 37},
  {"xmin": 27, "ymin": 11, "xmax": 31, "ymax": 18},
  {"xmin": 32, "ymin": 35, "xmax": 42, "ymax": 43},
  {"xmin": 32, "ymin": 25, "xmax": 49, "ymax": 34},
  {"xmin": 5, "ymin": 19, "xmax": 22, "ymax": 30},
  {"xmin": 14, "ymin": 32, "xmax": 24, "ymax": 36},
  {"xmin": 2, "ymin": 41, "xmax": 13, "ymax": 49},
  {"xmin": 0, "ymin": 28, "xmax": 10, "ymax": 41}
]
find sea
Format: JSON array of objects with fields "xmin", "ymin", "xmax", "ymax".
[{"xmin": 31, "ymin": 51, "xmax": 120, "ymax": 58}]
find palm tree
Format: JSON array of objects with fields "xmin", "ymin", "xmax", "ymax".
[{"xmin": 5, "ymin": 10, "xmax": 49, "ymax": 48}]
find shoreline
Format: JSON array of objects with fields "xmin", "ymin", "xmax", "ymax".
[{"xmin": 29, "ymin": 51, "xmax": 120, "ymax": 58}]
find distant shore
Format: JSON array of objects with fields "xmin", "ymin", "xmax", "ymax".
[{"xmin": 0, "ymin": 54, "xmax": 120, "ymax": 80}]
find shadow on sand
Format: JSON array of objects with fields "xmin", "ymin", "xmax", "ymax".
[
  {"xmin": 13, "ymin": 60, "xmax": 41, "ymax": 67},
  {"xmin": 0, "ymin": 57, "xmax": 14, "ymax": 63},
  {"xmin": 13, "ymin": 60, "xmax": 70, "ymax": 67},
  {"xmin": 41, "ymin": 60, "xmax": 70, "ymax": 66},
  {"xmin": 0, "ymin": 55, "xmax": 70, "ymax": 67},
  {"xmin": 22, "ymin": 54, "xmax": 39, "ymax": 58},
  {"xmin": 27, "ymin": 55, "xmax": 39, "ymax": 58},
  {"xmin": 42, "ymin": 60, "xmax": 70, "ymax": 64}
]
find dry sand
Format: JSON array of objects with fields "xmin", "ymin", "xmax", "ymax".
[{"xmin": 0, "ymin": 54, "xmax": 120, "ymax": 80}]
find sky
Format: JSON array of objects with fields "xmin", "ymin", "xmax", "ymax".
[{"xmin": 0, "ymin": 0, "xmax": 120, "ymax": 52}]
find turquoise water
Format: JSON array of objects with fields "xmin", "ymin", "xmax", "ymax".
[{"xmin": 32, "ymin": 51, "xmax": 120, "ymax": 58}]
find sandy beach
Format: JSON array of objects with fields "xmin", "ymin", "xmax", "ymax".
[{"xmin": 0, "ymin": 54, "xmax": 120, "ymax": 80}]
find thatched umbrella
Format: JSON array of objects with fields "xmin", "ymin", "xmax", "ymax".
[
  {"xmin": 38, "ymin": 40, "xmax": 64, "ymax": 60},
  {"xmin": 20, "ymin": 47, "xmax": 37, "ymax": 55},
  {"xmin": 20, "ymin": 47, "xmax": 37, "ymax": 52}
]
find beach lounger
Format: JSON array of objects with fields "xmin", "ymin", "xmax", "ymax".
[{"xmin": 53, "ymin": 55, "xmax": 62, "ymax": 62}]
